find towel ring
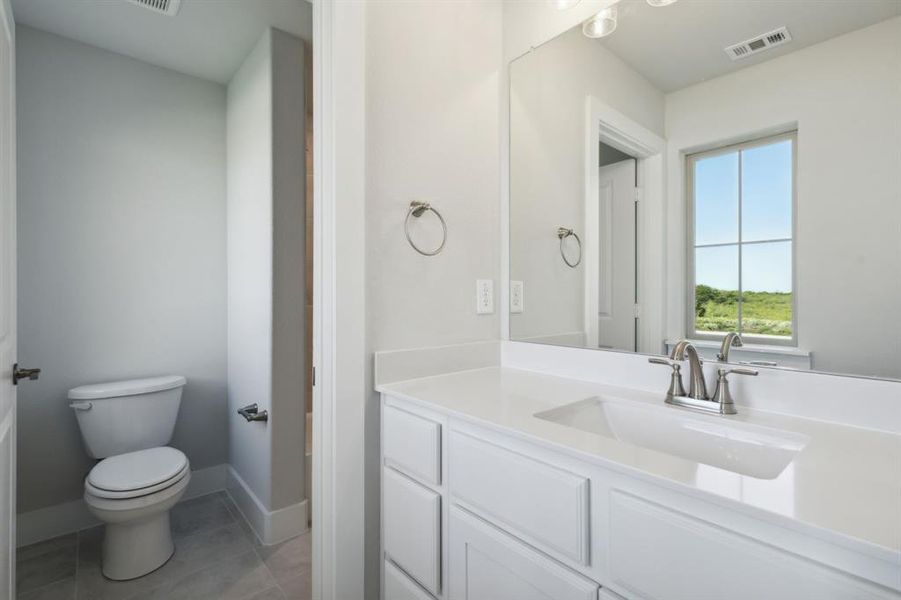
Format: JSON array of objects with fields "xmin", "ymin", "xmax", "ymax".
[
  {"xmin": 405, "ymin": 201, "xmax": 447, "ymax": 256},
  {"xmin": 557, "ymin": 227, "xmax": 581, "ymax": 268}
]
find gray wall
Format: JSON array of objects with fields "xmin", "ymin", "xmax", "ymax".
[
  {"xmin": 227, "ymin": 28, "xmax": 305, "ymax": 511},
  {"xmin": 16, "ymin": 26, "xmax": 228, "ymax": 512}
]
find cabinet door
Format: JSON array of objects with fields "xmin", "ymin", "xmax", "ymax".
[
  {"xmin": 448, "ymin": 507, "xmax": 598, "ymax": 600},
  {"xmin": 385, "ymin": 560, "xmax": 437, "ymax": 600},
  {"xmin": 384, "ymin": 467, "xmax": 442, "ymax": 595},
  {"xmin": 608, "ymin": 491, "xmax": 894, "ymax": 600}
]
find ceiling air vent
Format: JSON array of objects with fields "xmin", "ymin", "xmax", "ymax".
[
  {"xmin": 724, "ymin": 27, "xmax": 792, "ymax": 61},
  {"xmin": 126, "ymin": 0, "xmax": 182, "ymax": 17}
]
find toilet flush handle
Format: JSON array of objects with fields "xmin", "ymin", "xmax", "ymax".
[{"xmin": 69, "ymin": 401, "xmax": 93, "ymax": 411}]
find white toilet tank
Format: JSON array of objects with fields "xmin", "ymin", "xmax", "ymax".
[{"xmin": 69, "ymin": 375, "xmax": 187, "ymax": 458}]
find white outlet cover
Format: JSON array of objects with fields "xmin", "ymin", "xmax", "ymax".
[
  {"xmin": 476, "ymin": 279, "xmax": 494, "ymax": 315},
  {"xmin": 510, "ymin": 280, "xmax": 524, "ymax": 314}
]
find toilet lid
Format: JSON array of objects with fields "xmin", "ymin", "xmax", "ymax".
[{"xmin": 88, "ymin": 447, "xmax": 188, "ymax": 492}]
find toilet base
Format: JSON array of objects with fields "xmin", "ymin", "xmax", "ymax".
[
  {"xmin": 84, "ymin": 468, "xmax": 190, "ymax": 581},
  {"xmin": 101, "ymin": 511, "xmax": 175, "ymax": 581}
]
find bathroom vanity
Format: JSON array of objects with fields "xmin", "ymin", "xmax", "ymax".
[
  {"xmin": 376, "ymin": 344, "xmax": 901, "ymax": 600},
  {"xmin": 377, "ymin": 2, "xmax": 901, "ymax": 598}
]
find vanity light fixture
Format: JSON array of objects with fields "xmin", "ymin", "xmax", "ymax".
[
  {"xmin": 646, "ymin": 0, "xmax": 678, "ymax": 6},
  {"xmin": 548, "ymin": 0, "xmax": 582, "ymax": 9},
  {"xmin": 582, "ymin": 6, "xmax": 617, "ymax": 38}
]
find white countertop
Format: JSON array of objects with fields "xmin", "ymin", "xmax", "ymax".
[{"xmin": 377, "ymin": 366, "xmax": 901, "ymax": 562}]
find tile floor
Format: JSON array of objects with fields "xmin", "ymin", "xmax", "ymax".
[{"xmin": 16, "ymin": 492, "xmax": 312, "ymax": 600}]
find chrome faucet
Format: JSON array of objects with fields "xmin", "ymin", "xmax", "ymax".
[
  {"xmin": 649, "ymin": 340, "xmax": 758, "ymax": 415},
  {"xmin": 717, "ymin": 332, "xmax": 743, "ymax": 362},
  {"xmin": 670, "ymin": 340, "xmax": 708, "ymax": 400}
]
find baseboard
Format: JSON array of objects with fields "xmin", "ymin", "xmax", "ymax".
[
  {"xmin": 16, "ymin": 463, "xmax": 228, "ymax": 547},
  {"xmin": 225, "ymin": 465, "xmax": 309, "ymax": 546},
  {"xmin": 182, "ymin": 463, "xmax": 228, "ymax": 501}
]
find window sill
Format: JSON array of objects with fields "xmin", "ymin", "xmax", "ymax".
[{"xmin": 665, "ymin": 338, "xmax": 810, "ymax": 358}]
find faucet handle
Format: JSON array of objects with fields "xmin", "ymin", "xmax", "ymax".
[
  {"xmin": 649, "ymin": 357, "xmax": 676, "ymax": 367},
  {"xmin": 719, "ymin": 367, "xmax": 758, "ymax": 377},
  {"xmin": 649, "ymin": 357, "xmax": 686, "ymax": 398},
  {"xmin": 712, "ymin": 367, "xmax": 758, "ymax": 414}
]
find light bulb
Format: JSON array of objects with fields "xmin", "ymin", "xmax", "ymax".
[
  {"xmin": 548, "ymin": 0, "xmax": 582, "ymax": 9},
  {"xmin": 582, "ymin": 6, "xmax": 617, "ymax": 39},
  {"xmin": 647, "ymin": 0, "xmax": 678, "ymax": 6}
]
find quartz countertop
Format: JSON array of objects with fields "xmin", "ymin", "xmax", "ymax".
[{"xmin": 377, "ymin": 366, "xmax": 901, "ymax": 562}]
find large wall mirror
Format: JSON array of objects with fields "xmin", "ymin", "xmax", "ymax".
[{"xmin": 508, "ymin": 0, "xmax": 901, "ymax": 380}]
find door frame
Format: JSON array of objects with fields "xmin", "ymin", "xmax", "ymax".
[
  {"xmin": 584, "ymin": 96, "xmax": 666, "ymax": 355},
  {"xmin": 0, "ymin": 0, "xmax": 15, "ymax": 596},
  {"xmin": 311, "ymin": 1, "xmax": 367, "ymax": 599},
  {"xmin": 588, "ymin": 159, "xmax": 636, "ymax": 351}
]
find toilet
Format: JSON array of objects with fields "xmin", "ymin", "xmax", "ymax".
[{"xmin": 69, "ymin": 375, "xmax": 189, "ymax": 581}]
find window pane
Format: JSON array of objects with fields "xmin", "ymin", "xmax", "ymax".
[
  {"xmin": 695, "ymin": 245, "xmax": 739, "ymax": 334},
  {"xmin": 742, "ymin": 241, "xmax": 792, "ymax": 338},
  {"xmin": 742, "ymin": 140, "xmax": 792, "ymax": 242},
  {"xmin": 694, "ymin": 152, "xmax": 738, "ymax": 246}
]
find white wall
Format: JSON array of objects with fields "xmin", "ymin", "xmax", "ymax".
[
  {"xmin": 509, "ymin": 26, "xmax": 664, "ymax": 341},
  {"xmin": 227, "ymin": 28, "xmax": 305, "ymax": 514},
  {"xmin": 665, "ymin": 16, "xmax": 901, "ymax": 379},
  {"xmin": 365, "ymin": 2, "xmax": 502, "ymax": 351},
  {"xmin": 16, "ymin": 26, "xmax": 228, "ymax": 512},
  {"xmin": 363, "ymin": 0, "xmax": 503, "ymax": 594}
]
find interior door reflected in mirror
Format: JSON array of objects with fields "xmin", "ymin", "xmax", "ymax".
[{"xmin": 508, "ymin": 0, "xmax": 901, "ymax": 381}]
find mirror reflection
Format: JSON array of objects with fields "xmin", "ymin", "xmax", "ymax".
[{"xmin": 509, "ymin": 0, "xmax": 901, "ymax": 380}]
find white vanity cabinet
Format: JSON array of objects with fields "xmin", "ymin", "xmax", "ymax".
[
  {"xmin": 380, "ymin": 394, "xmax": 901, "ymax": 600},
  {"xmin": 447, "ymin": 506, "xmax": 599, "ymax": 600}
]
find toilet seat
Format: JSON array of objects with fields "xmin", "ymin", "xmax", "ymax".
[{"xmin": 86, "ymin": 447, "xmax": 189, "ymax": 500}]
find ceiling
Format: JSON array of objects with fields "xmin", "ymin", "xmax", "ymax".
[
  {"xmin": 598, "ymin": 0, "xmax": 901, "ymax": 93},
  {"xmin": 11, "ymin": 0, "xmax": 312, "ymax": 84}
]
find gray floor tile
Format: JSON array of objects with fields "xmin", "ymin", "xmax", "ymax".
[
  {"xmin": 16, "ymin": 543, "xmax": 77, "ymax": 595},
  {"xmin": 243, "ymin": 587, "xmax": 286, "ymax": 600},
  {"xmin": 127, "ymin": 551, "xmax": 275, "ymax": 600},
  {"xmin": 17, "ymin": 534, "xmax": 77, "ymax": 563},
  {"xmin": 18, "ymin": 493, "xmax": 305, "ymax": 600},
  {"xmin": 277, "ymin": 572, "xmax": 312, "ymax": 600},
  {"xmin": 254, "ymin": 532, "xmax": 311, "ymax": 586},
  {"xmin": 76, "ymin": 522, "xmax": 253, "ymax": 600},
  {"xmin": 219, "ymin": 494, "xmax": 261, "ymax": 546},
  {"xmin": 75, "ymin": 526, "xmax": 163, "ymax": 600},
  {"xmin": 170, "ymin": 494, "xmax": 235, "ymax": 539},
  {"xmin": 17, "ymin": 578, "xmax": 76, "ymax": 600}
]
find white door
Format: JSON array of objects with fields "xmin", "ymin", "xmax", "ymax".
[
  {"xmin": 595, "ymin": 159, "xmax": 636, "ymax": 352},
  {"xmin": 0, "ymin": 0, "xmax": 16, "ymax": 596},
  {"xmin": 448, "ymin": 507, "xmax": 598, "ymax": 600}
]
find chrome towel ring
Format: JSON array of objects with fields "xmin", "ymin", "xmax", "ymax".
[
  {"xmin": 405, "ymin": 201, "xmax": 447, "ymax": 256},
  {"xmin": 557, "ymin": 227, "xmax": 582, "ymax": 268}
]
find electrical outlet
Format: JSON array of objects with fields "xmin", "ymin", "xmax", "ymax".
[
  {"xmin": 476, "ymin": 279, "xmax": 494, "ymax": 315},
  {"xmin": 510, "ymin": 280, "xmax": 524, "ymax": 314}
]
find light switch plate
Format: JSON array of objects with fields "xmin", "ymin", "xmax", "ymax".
[
  {"xmin": 476, "ymin": 279, "xmax": 494, "ymax": 314},
  {"xmin": 510, "ymin": 280, "xmax": 524, "ymax": 314}
]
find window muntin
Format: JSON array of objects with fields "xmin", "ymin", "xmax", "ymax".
[{"xmin": 688, "ymin": 133, "xmax": 796, "ymax": 343}]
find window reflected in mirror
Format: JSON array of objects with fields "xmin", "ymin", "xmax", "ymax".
[{"xmin": 689, "ymin": 134, "xmax": 795, "ymax": 344}]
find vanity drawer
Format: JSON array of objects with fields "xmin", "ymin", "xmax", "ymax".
[
  {"xmin": 383, "ymin": 403, "xmax": 442, "ymax": 486},
  {"xmin": 448, "ymin": 431, "xmax": 590, "ymax": 566},
  {"xmin": 608, "ymin": 491, "xmax": 893, "ymax": 600},
  {"xmin": 385, "ymin": 559, "xmax": 437, "ymax": 600},
  {"xmin": 383, "ymin": 467, "xmax": 442, "ymax": 596}
]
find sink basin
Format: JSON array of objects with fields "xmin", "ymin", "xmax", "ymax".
[{"xmin": 534, "ymin": 397, "xmax": 810, "ymax": 479}]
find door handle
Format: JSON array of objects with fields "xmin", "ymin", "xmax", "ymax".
[{"xmin": 13, "ymin": 363, "xmax": 41, "ymax": 385}]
